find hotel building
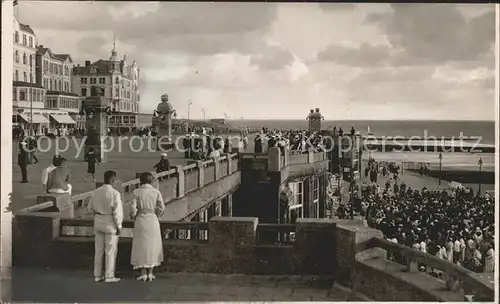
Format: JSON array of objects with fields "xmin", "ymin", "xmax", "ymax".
[{"xmin": 72, "ymin": 40, "xmax": 140, "ymax": 130}]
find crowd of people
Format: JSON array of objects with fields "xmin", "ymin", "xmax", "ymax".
[
  {"xmin": 253, "ymin": 126, "xmax": 357, "ymax": 154},
  {"xmin": 338, "ymin": 160, "xmax": 495, "ymax": 274}
]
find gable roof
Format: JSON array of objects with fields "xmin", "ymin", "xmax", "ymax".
[
  {"xmin": 73, "ymin": 59, "xmax": 132, "ymax": 78},
  {"xmin": 37, "ymin": 47, "xmax": 73, "ymax": 63},
  {"xmin": 19, "ymin": 23, "xmax": 35, "ymax": 35},
  {"xmin": 54, "ymin": 54, "xmax": 73, "ymax": 63}
]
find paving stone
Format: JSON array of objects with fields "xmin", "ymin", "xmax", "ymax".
[
  {"xmin": 176, "ymin": 284, "xmax": 223, "ymax": 295},
  {"xmin": 255, "ymin": 286, "xmax": 293, "ymax": 297},
  {"xmin": 292, "ymin": 287, "xmax": 330, "ymax": 298},
  {"xmin": 219, "ymin": 285, "xmax": 258, "ymax": 296}
]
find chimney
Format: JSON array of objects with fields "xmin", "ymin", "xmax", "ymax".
[
  {"xmin": 315, "ymin": 108, "xmax": 320, "ymax": 113},
  {"xmin": 85, "ymin": 61, "xmax": 91, "ymax": 67},
  {"xmin": 39, "ymin": 45, "xmax": 43, "ymax": 48},
  {"xmin": 310, "ymin": 109, "xmax": 314, "ymax": 113}
]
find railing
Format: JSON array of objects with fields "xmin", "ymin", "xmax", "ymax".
[
  {"xmin": 71, "ymin": 191, "xmax": 94, "ymax": 209},
  {"xmin": 59, "ymin": 218, "xmax": 209, "ymax": 241},
  {"xmin": 67, "ymin": 154, "xmax": 239, "ymax": 213},
  {"xmin": 256, "ymin": 223, "xmax": 296, "ymax": 245},
  {"xmin": 364, "ymin": 237, "xmax": 494, "ymax": 301}
]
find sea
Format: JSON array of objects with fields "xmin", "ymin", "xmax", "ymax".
[{"xmin": 227, "ymin": 120, "xmax": 496, "ymax": 145}]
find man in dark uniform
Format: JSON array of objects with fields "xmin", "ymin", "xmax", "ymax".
[{"xmin": 18, "ymin": 141, "xmax": 30, "ymax": 183}]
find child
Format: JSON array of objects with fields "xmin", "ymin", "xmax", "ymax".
[{"xmin": 85, "ymin": 148, "xmax": 100, "ymax": 182}]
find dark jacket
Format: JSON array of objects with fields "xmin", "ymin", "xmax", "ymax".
[
  {"xmin": 18, "ymin": 151, "xmax": 30, "ymax": 166},
  {"xmin": 154, "ymin": 159, "xmax": 170, "ymax": 173}
]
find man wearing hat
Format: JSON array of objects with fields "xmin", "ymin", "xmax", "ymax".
[
  {"xmin": 153, "ymin": 153, "xmax": 170, "ymax": 174},
  {"xmin": 18, "ymin": 141, "xmax": 30, "ymax": 183}
]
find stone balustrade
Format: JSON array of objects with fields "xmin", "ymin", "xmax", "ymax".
[{"xmin": 52, "ymin": 153, "xmax": 239, "ymax": 217}]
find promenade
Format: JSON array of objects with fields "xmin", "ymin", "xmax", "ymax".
[
  {"xmin": 11, "ymin": 136, "xmax": 189, "ymax": 211},
  {"xmin": 11, "ymin": 268, "xmax": 362, "ymax": 302}
]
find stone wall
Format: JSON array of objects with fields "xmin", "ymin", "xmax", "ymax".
[{"xmin": 12, "ymin": 214, "xmax": 490, "ymax": 301}]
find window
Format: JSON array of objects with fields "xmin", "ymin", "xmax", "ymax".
[
  {"xmin": 90, "ymin": 77, "xmax": 96, "ymax": 84},
  {"xmin": 115, "ymin": 77, "xmax": 119, "ymax": 83},
  {"xmin": 15, "ymin": 51, "xmax": 19, "ymax": 63},
  {"xmin": 81, "ymin": 88, "xmax": 87, "ymax": 97},
  {"xmin": 19, "ymin": 88, "xmax": 27, "ymax": 101},
  {"xmin": 59, "ymin": 65, "xmax": 62, "ymax": 75},
  {"xmin": 12, "ymin": 87, "xmax": 16, "ymax": 101},
  {"xmin": 29, "ymin": 55, "xmax": 33, "ymax": 66},
  {"xmin": 115, "ymin": 87, "xmax": 119, "ymax": 97},
  {"xmin": 32, "ymin": 89, "xmax": 36, "ymax": 102},
  {"xmin": 23, "ymin": 34, "xmax": 27, "ymax": 45},
  {"xmin": 49, "ymin": 79, "xmax": 53, "ymax": 90},
  {"xmin": 99, "ymin": 77, "xmax": 106, "ymax": 84},
  {"xmin": 30, "ymin": 73, "xmax": 33, "ymax": 83},
  {"xmin": 312, "ymin": 177, "xmax": 320, "ymax": 218},
  {"xmin": 23, "ymin": 72, "xmax": 27, "ymax": 82},
  {"xmin": 23, "ymin": 53, "xmax": 27, "ymax": 64},
  {"xmin": 44, "ymin": 79, "xmax": 48, "ymax": 89},
  {"xmin": 44, "ymin": 60, "xmax": 48, "ymax": 72},
  {"xmin": 15, "ymin": 70, "xmax": 19, "ymax": 81},
  {"xmin": 81, "ymin": 77, "xmax": 87, "ymax": 84},
  {"xmin": 15, "ymin": 31, "xmax": 19, "ymax": 43},
  {"xmin": 37, "ymin": 90, "xmax": 41, "ymax": 102},
  {"xmin": 29, "ymin": 36, "xmax": 33, "ymax": 47},
  {"xmin": 59, "ymin": 80, "xmax": 62, "ymax": 91}
]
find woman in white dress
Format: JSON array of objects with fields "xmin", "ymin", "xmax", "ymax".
[{"xmin": 130, "ymin": 172, "xmax": 165, "ymax": 281}]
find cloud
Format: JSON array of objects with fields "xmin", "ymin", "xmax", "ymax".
[
  {"xmin": 19, "ymin": 2, "xmax": 277, "ymax": 56},
  {"xmin": 250, "ymin": 45, "xmax": 294, "ymax": 70},
  {"xmin": 317, "ymin": 43, "xmax": 392, "ymax": 66},
  {"xmin": 318, "ymin": 3, "xmax": 356, "ymax": 11},
  {"xmin": 366, "ymin": 4, "xmax": 495, "ymax": 64},
  {"xmin": 353, "ymin": 66, "xmax": 436, "ymax": 83}
]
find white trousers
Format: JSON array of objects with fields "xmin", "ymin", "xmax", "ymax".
[
  {"xmin": 94, "ymin": 231, "xmax": 119, "ymax": 278},
  {"xmin": 48, "ymin": 184, "xmax": 72, "ymax": 195}
]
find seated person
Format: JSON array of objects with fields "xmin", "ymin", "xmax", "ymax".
[{"xmin": 46, "ymin": 157, "xmax": 72, "ymax": 195}]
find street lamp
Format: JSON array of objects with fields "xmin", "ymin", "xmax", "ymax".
[
  {"xmin": 478, "ymin": 157, "xmax": 483, "ymax": 195},
  {"xmin": 186, "ymin": 100, "xmax": 192, "ymax": 133},
  {"xmin": 438, "ymin": 152, "xmax": 443, "ymax": 186}
]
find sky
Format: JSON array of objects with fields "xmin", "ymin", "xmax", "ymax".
[{"xmin": 15, "ymin": 2, "xmax": 496, "ymax": 120}]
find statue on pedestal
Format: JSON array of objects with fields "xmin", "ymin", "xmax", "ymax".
[{"xmin": 153, "ymin": 93, "xmax": 176, "ymax": 151}]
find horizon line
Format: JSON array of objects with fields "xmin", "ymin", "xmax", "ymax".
[{"xmin": 137, "ymin": 113, "xmax": 495, "ymax": 122}]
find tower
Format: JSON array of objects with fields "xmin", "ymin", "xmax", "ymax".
[
  {"xmin": 307, "ymin": 108, "xmax": 323, "ymax": 132},
  {"xmin": 109, "ymin": 33, "xmax": 120, "ymax": 71}
]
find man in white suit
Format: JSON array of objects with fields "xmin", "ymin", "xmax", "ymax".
[{"xmin": 88, "ymin": 170, "xmax": 123, "ymax": 283}]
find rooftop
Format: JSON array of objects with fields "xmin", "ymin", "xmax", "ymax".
[
  {"xmin": 19, "ymin": 23, "xmax": 35, "ymax": 35},
  {"xmin": 11, "ymin": 268, "xmax": 363, "ymax": 302}
]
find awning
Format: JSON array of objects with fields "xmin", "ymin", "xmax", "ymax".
[
  {"xmin": 18, "ymin": 113, "xmax": 49, "ymax": 124},
  {"xmin": 50, "ymin": 114, "xmax": 76, "ymax": 124}
]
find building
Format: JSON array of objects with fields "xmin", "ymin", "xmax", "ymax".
[
  {"xmin": 12, "ymin": 17, "xmax": 49, "ymax": 135},
  {"xmin": 35, "ymin": 46, "xmax": 80, "ymax": 131},
  {"xmin": 307, "ymin": 108, "xmax": 323, "ymax": 132},
  {"xmin": 234, "ymin": 148, "xmax": 329, "ymax": 228},
  {"xmin": 72, "ymin": 38, "xmax": 140, "ymax": 131}
]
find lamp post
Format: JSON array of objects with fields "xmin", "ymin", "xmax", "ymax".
[
  {"xmin": 438, "ymin": 152, "xmax": 443, "ymax": 186},
  {"xmin": 478, "ymin": 157, "xmax": 483, "ymax": 195},
  {"xmin": 186, "ymin": 100, "xmax": 192, "ymax": 133}
]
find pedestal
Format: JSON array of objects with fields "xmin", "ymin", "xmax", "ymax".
[
  {"xmin": 156, "ymin": 114, "xmax": 175, "ymax": 151},
  {"xmin": 83, "ymin": 96, "xmax": 108, "ymax": 162}
]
